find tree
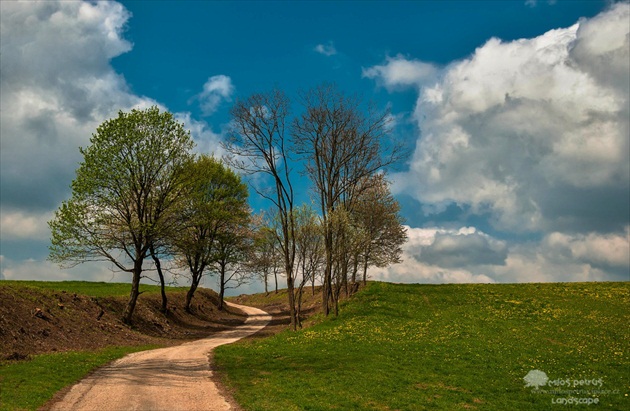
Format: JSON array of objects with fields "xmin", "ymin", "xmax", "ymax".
[
  {"xmin": 249, "ymin": 216, "xmax": 283, "ymax": 295},
  {"xmin": 352, "ymin": 174, "xmax": 407, "ymax": 285},
  {"xmin": 293, "ymin": 84, "xmax": 402, "ymax": 316},
  {"xmin": 171, "ymin": 155, "xmax": 249, "ymax": 312},
  {"xmin": 211, "ymin": 214, "xmax": 252, "ymax": 310},
  {"xmin": 224, "ymin": 89, "xmax": 300, "ymax": 330},
  {"xmin": 49, "ymin": 107, "xmax": 194, "ymax": 324},
  {"xmin": 293, "ymin": 204, "xmax": 324, "ymax": 326}
]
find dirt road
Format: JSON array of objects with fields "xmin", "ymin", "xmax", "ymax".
[{"xmin": 50, "ymin": 303, "xmax": 271, "ymax": 411}]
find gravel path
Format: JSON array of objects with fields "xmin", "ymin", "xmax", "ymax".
[{"xmin": 50, "ymin": 303, "xmax": 271, "ymax": 411}]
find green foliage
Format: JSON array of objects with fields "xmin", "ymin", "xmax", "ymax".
[
  {"xmin": 215, "ymin": 282, "xmax": 630, "ymax": 410},
  {"xmin": 0, "ymin": 345, "xmax": 159, "ymax": 411},
  {"xmin": 171, "ymin": 154, "xmax": 250, "ymax": 306},
  {"xmin": 48, "ymin": 106, "xmax": 195, "ymax": 269},
  {"xmin": 47, "ymin": 106, "xmax": 195, "ymax": 322}
]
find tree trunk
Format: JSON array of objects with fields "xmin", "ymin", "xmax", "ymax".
[
  {"xmin": 350, "ymin": 256, "xmax": 359, "ymax": 295},
  {"xmin": 322, "ymin": 231, "xmax": 334, "ymax": 316},
  {"xmin": 362, "ymin": 257, "xmax": 369, "ymax": 285},
  {"xmin": 122, "ymin": 260, "xmax": 142, "ymax": 325},
  {"xmin": 286, "ymin": 273, "xmax": 297, "ymax": 331},
  {"xmin": 296, "ymin": 283, "xmax": 305, "ymax": 328},
  {"xmin": 150, "ymin": 245, "xmax": 168, "ymax": 313},
  {"xmin": 264, "ymin": 272, "xmax": 269, "ymax": 296},
  {"xmin": 185, "ymin": 274, "xmax": 200, "ymax": 313},
  {"xmin": 218, "ymin": 263, "xmax": 226, "ymax": 311},
  {"xmin": 342, "ymin": 258, "xmax": 349, "ymax": 298},
  {"xmin": 274, "ymin": 270, "xmax": 278, "ymax": 294}
]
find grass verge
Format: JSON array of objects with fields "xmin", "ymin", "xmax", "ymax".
[
  {"xmin": 214, "ymin": 281, "xmax": 630, "ymax": 410},
  {"xmin": 0, "ymin": 280, "xmax": 188, "ymax": 298},
  {"xmin": 0, "ymin": 345, "xmax": 160, "ymax": 411}
]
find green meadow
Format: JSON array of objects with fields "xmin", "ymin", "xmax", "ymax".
[
  {"xmin": 0, "ymin": 280, "xmax": 188, "ymax": 298},
  {"xmin": 215, "ymin": 281, "xmax": 630, "ymax": 410}
]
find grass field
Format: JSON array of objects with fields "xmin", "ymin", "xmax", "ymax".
[
  {"xmin": 214, "ymin": 281, "xmax": 630, "ymax": 410},
  {"xmin": 0, "ymin": 345, "xmax": 159, "ymax": 411},
  {"xmin": 0, "ymin": 280, "xmax": 189, "ymax": 297}
]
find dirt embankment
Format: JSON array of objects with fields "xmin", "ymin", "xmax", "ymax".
[{"xmin": 0, "ymin": 285, "xmax": 246, "ymax": 360}]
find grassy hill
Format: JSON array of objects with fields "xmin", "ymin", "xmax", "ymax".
[{"xmin": 215, "ymin": 281, "xmax": 630, "ymax": 410}]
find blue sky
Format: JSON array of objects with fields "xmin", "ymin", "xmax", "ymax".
[{"xmin": 1, "ymin": 0, "xmax": 628, "ymax": 293}]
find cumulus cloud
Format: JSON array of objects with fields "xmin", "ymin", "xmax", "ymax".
[
  {"xmin": 366, "ymin": 3, "xmax": 629, "ymax": 234},
  {"xmin": 314, "ymin": 41, "xmax": 337, "ymax": 56},
  {"xmin": 369, "ymin": 226, "xmax": 500, "ymax": 284},
  {"xmin": 369, "ymin": 225, "xmax": 629, "ymax": 284},
  {"xmin": 544, "ymin": 228, "xmax": 630, "ymax": 272},
  {"xmin": 362, "ymin": 55, "xmax": 438, "ymax": 91},
  {"xmin": 0, "ymin": 210, "xmax": 54, "ymax": 241},
  {"xmin": 0, "ymin": 0, "xmax": 156, "ymax": 214},
  {"xmin": 421, "ymin": 231, "xmax": 508, "ymax": 268},
  {"xmin": 364, "ymin": 4, "xmax": 629, "ymax": 283},
  {"xmin": 174, "ymin": 112, "xmax": 225, "ymax": 157},
  {"xmin": 194, "ymin": 75, "xmax": 234, "ymax": 116},
  {"xmin": 1, "ymin": 257, "xmax": 109, "ymax": 282},
  {"xmin": 0, "ymin": 1, "xmax": 227, "ymax": 283}
]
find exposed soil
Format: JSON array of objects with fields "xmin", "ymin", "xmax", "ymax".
[
  {"xmin": 0, "ymin": 281, "xmax": 357, "ymax": 362},
  {"xmin": 0, "ymin": 284, "xmax": 246, "ymax": 360}
]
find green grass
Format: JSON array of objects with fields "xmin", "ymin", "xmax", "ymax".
[
  {"xmin": 215, "ymin": 282, "xmax": 630, "ymax": 410},
  {"xmin": 0, "ymin": 280, "xmax": 188, "ymax": 297},
  {"xmin": 0, "ymin": 345, "xmax": 160, "ymax": 411}
]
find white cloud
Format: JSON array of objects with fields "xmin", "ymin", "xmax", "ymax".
[
  {"xmin": 0, "ymin": 210, "xmax": 54, "ymax": 241},
  {"xmin": 369, "ymin": 226, "xmax": 500, "ymax": 284},
  {"xmin": 364, "ymin": 4, "xmax": 629, "ymax": 284},
  {"xmin": 362, "ymin": 54, "xmax": 438, "ymax": 91},
  {"xmin": 314, "ymin": 42, "xmax": 337, "ymax": 56},
  {"xmin": 544, "ymin": 228, "xmax": 630, "ymax": 271},
  {"xmin": 366, "ymin": 3, "xmax": 629, "ymax": 234},
  {"xmin": 1, "ymin": 256, "xmax": 118, "ymax": 282},
  {"xmin": 0, "ymin": 0, "xmax": 157, "ymax": 213},
  {"xmin": 195, "ymin": 75, "xmax": 234, "ymax": 116},
  {"xmin": 0, "ymin": 1, "xmax": 228, "ymax": 285},
  {"xmin": 174, "ymin": 112, "xmax": 225, "ymax": 157},
  {"xmin": 370, "ymin": 225, "xmax": 629, "ymax": 284}
]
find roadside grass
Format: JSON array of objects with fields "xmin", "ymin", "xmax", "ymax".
[
  {"xmin": 215, "ymin": 281, "xmax": 630, "ymax": 410},
  {"xmin": 0, "ymin": 280, "xmax": 186, "ymax": 410},
  {"xmin": 0, "ymin": 345, "xmax": 160, "ymax": 411},
  {"xmin": 0, "ymin": 280, "xmax": 188, "ymax": 297}
]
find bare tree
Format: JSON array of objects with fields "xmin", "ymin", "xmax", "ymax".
[
  {"xmin": 224, "ymin": 89, "xmax": 299, "ymax": 330},
  {"xmin": 293, "ymin": 84, "xmax": 403, "ymax": 316}
]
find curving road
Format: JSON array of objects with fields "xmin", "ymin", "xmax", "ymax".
[{"xmin": 50, "ymin": 303, "xmax": 271, "ymax": 411}]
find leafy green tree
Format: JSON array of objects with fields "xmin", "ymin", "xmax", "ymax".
[
  {"xmin": 351, "ymin": 174, "xmax": 407, "ymax": 285},
  {"xmin": 171, "ymin": 155, "xmax": 249, "ymax": 312},
  {"xmin": 249, "ymin": 215, "xmax": 283, "ymax": 296},
  {"xmin": 49, "ymin": 107, "xmax": 194, "ymax": 324},
  {"xmin": 293, "ymin": 204, "xmax": 324, "ymax": 326},
  {"xmin": 211, "ymin": 213, "xmax": 252, "ymax": 310}
]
